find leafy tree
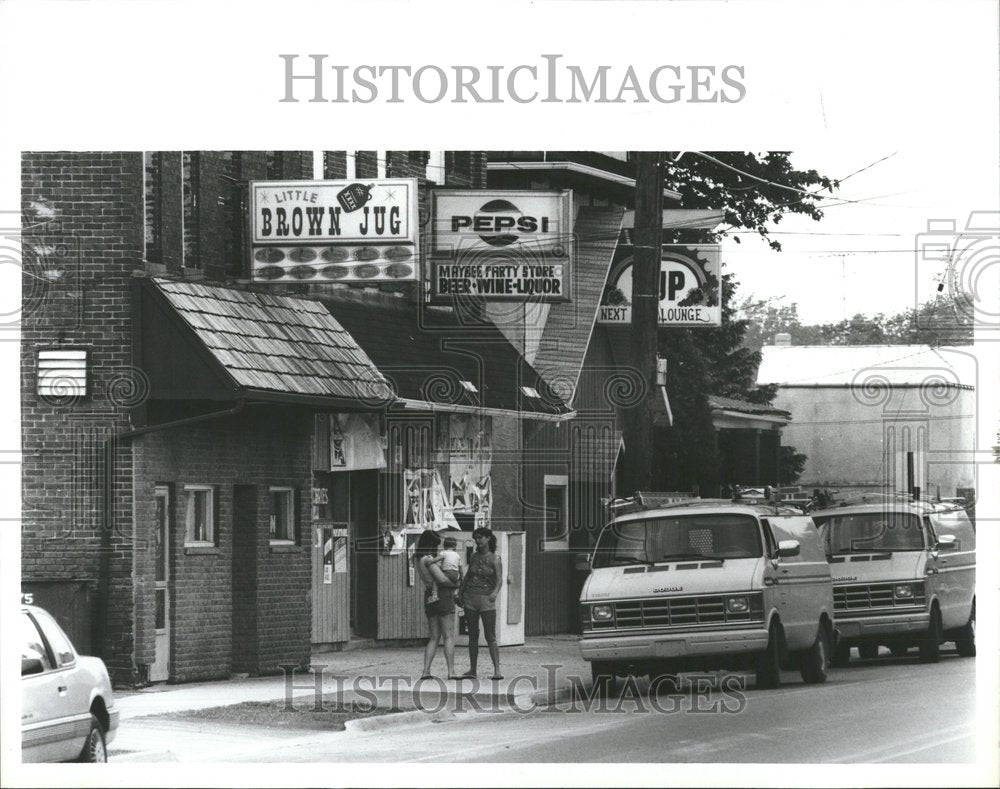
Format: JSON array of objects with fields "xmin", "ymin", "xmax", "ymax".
[
  {"xmin": 640, "ymin": 152, "xmax": 838, "ymax": 495},
  {"xmin": 779, "ymin": 446, "xmax": 808, "ymax": 485},
  {"xmin": 665, "ymin": 152, "xmax": 838, "ymax": 252},
  {"xmin": 737, "ymin": 291, "xmax": 975, "ymax": 350}
]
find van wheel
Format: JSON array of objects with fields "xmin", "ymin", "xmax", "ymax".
[
  {"xmin": 918, "ymin": 606, "xmax": 942, "ymax": 663},
  {"xmin": 889, "ymin": 644, "xmax": 910, "ymax": 657},
  {"xmin": 591, "ymin": 661, "xmax": 616, "ymax": 694},
  {"xmin": 755, "ymin": 623, "xmax": 783, "ymax": 689},
  {"xmin": 955, "ymin": 602, "xmax": 975, "ymax": 658},
  {"xmin": 800, "ymin": 623, "xmax": 831, "ymax": 684},
  {"xmin": 832, "ymin": 641, "xmax": 852, "ymax": 668},
  {"xmin": 858, "ymin": 642, "xmax": 878, "ymax": 660},
  {"xmin": 77, "ymin": 715, "xmax": 107, "ymax": 763}
]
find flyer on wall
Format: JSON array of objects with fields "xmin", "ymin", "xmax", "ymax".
[{"xmin": 1, "ymin": 1, "xmax": 997, "ymax": 788}]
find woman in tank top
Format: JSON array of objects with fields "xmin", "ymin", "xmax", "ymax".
[{"xmin": 458, "ymin": 527, "xmax": 504, "ymax": 680}]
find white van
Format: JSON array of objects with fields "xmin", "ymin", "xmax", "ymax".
[
  {"xmin": 811, "ymin": 498, "xmax": 976, "ymax": 663},
  {"xmin": 578, "ymin": 498, "xmax": 835, "ymax": 689}
]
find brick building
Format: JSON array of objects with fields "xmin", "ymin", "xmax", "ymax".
[{"xmin": 20, "ymin": 150, "xmax": 572, "ymax": 684}]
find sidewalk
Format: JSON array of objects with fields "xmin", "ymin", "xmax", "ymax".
[{"xmin": 113, "ymin": 634, "xmax": 590, "ymax": 722}]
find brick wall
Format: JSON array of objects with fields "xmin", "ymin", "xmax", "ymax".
[
  {"xmin": 21, "ymin": 151, "xmax": 144, "ymax": 682},
  {"xmin": 132, "ymin": 408, "xmax": 313, "ymax": 682}
]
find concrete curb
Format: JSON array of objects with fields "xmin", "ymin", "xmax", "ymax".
[{"xmin": 343, "ymin": 707, "xmax": 455, "ymax": 733}]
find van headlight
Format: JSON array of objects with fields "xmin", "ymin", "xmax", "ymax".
[
  {"xmin": 726, "ymin": 596, "xmax": 749, "ymax": 613},
  {"xmin": 894, "ymin": 584, "xmax": 913, "ymax": 599},
  {"xmin": 591, "ymin": 604, "xmax": 614, "ymax": 621}
]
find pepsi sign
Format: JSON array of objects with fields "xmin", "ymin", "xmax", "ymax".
[{"xmin": 430, "ymin": 190, "xmax": 572, "ymax": 303}]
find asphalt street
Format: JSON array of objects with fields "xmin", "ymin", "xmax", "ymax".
[{"xmin": 113, "ymin": 651, "xmax": 977, "ymax": 764}]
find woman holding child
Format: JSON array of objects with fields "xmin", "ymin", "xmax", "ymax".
[{"xmin": 413, "ymin": 529, "xmax": 461, "ymax": 680}]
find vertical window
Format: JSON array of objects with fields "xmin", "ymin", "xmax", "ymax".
[
  {"xmin": 143, "ymin": 151, "xmax": 161, "ymax": 263},
  {"xmin": 266, "ymin": 151, "xmax": 284, "ymax": 179},
  {"xmin": 346, "ymin": 151, "xmax": 357, "ymax": 180},
  {"xmin": 183, "ymin": 485, "xmax": 215, "ymax": 545},
  {"xmin": 425, "ymin": 151, "xmax": 444, "ymax": 183},
  {"xmin": 269, "ymin": 487, "xmax": 296, "ymax": 543},
  {"xmin": 220, "ymin": 151, "xmax": 245, "ymax": 277},
  {"xmin": 154, "ymin": 486, "xmax": 169, "ymax": 630},
  {"xmin": 182, "ymin": 152, "xmax": 200, "ymax": 269},
  {"xmin": 543, "ymin": 474, "xmax": 569, "ymax": 551},
  {"xmin": 376, "ymin": 150, "xmax": 386, "ymax": 178},
  {"xmin": 22, "ymin": 612, "xmax": 54, "ymax": 674}
]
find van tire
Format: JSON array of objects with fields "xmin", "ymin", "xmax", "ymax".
[
  {"xmin": 591, "ymin": 661, "xmax": 616, "ymax": 693},
  {"xmin": 955, "ymin": 602, "xmax": 975, "ymax": 658},
  {"xmin": 858, "ymin": 642, "xmax": 878, "ymax": 660},
  {"xmin": 755, "ymin": 623, "xmax": 783, "ymax": 689},
  {"xmin": 918, "ymin": 606, "xmax": 942, "ymax": 663},
  {"xmin": 799, "ymin": 623, "xmax": 831, "ymax": 684},
  {"xmin": 832, "ymin": 641, "xmax": 852, "ymax": 668},
  {"xmin": 889, "ymin": 644, "xmax": 910, "ymax": 657}
]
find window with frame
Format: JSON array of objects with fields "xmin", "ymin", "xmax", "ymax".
[
  {"xmin": 543, "ymin": 474, "xmax": 569, "ymax": 551},
  {"xmin": 183, "ymin": 485, "xmax": 215, "ymax": 545},
  {"xmin": 269, "ymin": 487, "xmax": 296, "ymax": 543}
]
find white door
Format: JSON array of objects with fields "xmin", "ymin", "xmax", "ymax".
[{"xmin": 150, "ymin": 486, "xmax": 170, "ymax": 682}]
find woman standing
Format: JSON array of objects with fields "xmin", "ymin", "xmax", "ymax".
[
  {"xmin": 414, "ymin": 529, "xmax": 459, "ymax": 680},
  {"xmin": 459, "ymin": 527, "xmax": 504, "ymax": 680}
]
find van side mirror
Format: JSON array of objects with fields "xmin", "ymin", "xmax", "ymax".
[
  {"xmin": 776, "ymin": 539, "xmax": 800, "ymax": 558},
  {"xmin": 574, "ymin": 553, "xmax": 592, "ymax": 572},
  {"xmin": 936, "ymin": 534, "xmax": 957, "ymax": 551},
  {"xmin": 21, "ymin": 657, "xmax": 44, "ymax": 676}
]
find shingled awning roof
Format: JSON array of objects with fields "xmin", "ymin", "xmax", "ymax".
[
  {"xmin": 318, "ymin": 293, "xmax": 573, "ymax": 420},
  {"xmin": 138, "ymin": 278, "xmax": 393, "ymax": 407}
]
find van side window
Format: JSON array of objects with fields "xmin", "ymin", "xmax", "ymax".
[{"xmin": 760, "ymin": 519, "xmax": 777, "ymax": 558}]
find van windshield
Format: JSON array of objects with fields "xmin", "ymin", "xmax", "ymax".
[
  {"xmin": 592, "ymin": 514, "xmax": 762, "ymax": 568},
  {"xmin": 814, "ymin": 512, "xmax": 924, "ymax": 553}
]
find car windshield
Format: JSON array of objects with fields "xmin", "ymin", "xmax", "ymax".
[
  {"xmin": 592, "ymin": 513, "xmax": 763, "ymax": 568},
  {"xmin": 815, "ymin": 511, "xmax": 924, "ymax": 553}
]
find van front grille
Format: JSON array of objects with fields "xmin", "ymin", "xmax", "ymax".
[
  {"xmin": 833, "ymin": 582, "xmax": 926, "ymax": 612},
  {"xmin": 584, "ymin": 593, "xmax": 764, "ymax": 631}
]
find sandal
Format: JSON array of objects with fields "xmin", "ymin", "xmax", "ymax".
[
  {"xmin": 460, "ymin": 671, "xmax": 477, "ymax": 678},
  {"xmin": 489, "ymin": 674, "xmax": 504, "ymax": 681},
  {"xmin": 419, "ymin": 674, "xmax": 433, "ymax": 680}
]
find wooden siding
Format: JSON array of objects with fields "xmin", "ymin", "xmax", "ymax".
[{"xmin": 532, "ymin": 206, "xmax": 624, "ymax": 404}]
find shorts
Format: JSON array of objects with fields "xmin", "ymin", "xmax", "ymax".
[
  {"xmin": 462, "ymin": 591, "xmax": 495, "ymax": 612},
  {"xmin": 425, "ymin": 587, "xmax": 456, "ymax": 618}
]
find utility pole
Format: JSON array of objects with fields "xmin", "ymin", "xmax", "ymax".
[{"xmin": 624, "ymin": 151, "xmax": 664, "ymax": 494}]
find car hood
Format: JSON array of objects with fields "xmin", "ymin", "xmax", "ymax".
[
  {"xmin": 828, "ymin": 551, "xmax": 924, "ymax": 584},
  {"xmin": 581, "ymin": 558, "xmax": 763, "ymax": 601}
]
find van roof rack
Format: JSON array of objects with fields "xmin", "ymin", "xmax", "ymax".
[{"xmin": 829, "ymin": 492, "xmax": 963, "ymax": 511}]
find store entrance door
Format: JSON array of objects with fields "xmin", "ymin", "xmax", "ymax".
[
  {"xmin": 150, "ymin": 486, "xmax": 170, "ymax": 682},
  {"xmin": 350, "ymin": 470, "xmax": 379, "ymax": 639},
  {"xmin": 311, "ymin": 473, "xmax": 350, "ymax": 645}
]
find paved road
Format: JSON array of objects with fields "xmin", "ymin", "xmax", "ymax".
[
  {"xmin": 113, "ymin": 650, "xmax": 978, "ymax": 764},
  {"xmin": 269, "ymin": 654, "xmax": 976, "ymax": 764}
]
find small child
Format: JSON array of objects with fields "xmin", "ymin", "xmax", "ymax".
[{"xmin": 426, "ymin": 537, "xmax": 461, "ymax": 604}]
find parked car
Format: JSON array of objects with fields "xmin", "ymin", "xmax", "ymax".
[
  {"xmin": 21, "ymin": 604, "xmax": 119, "ymax": 762},
  {"xmin": 811, "ymin": 497, "xmax": 976, "ymax": 664},
  {"xmin": 578, "ymin": 497, "xmax": 835, "ymax": 690}
]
